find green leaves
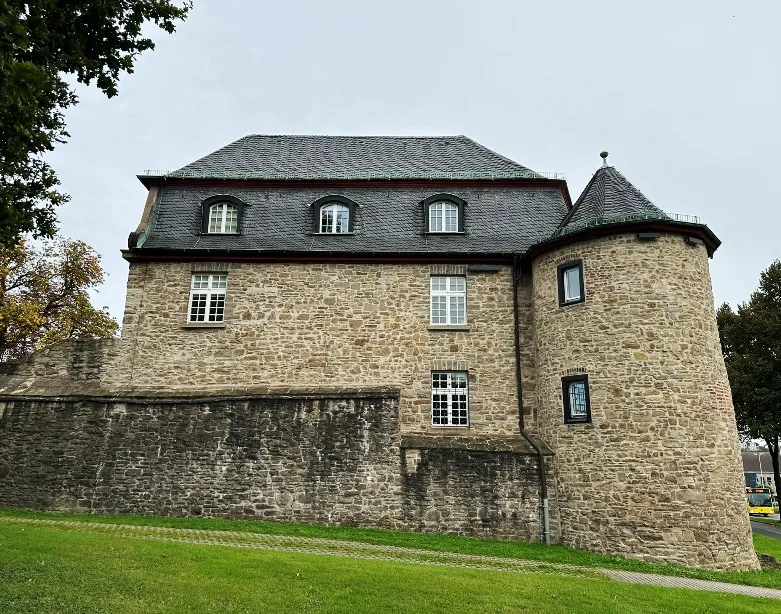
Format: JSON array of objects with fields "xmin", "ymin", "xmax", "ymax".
[
  {"xmin": 717, "ymin": 261, "xmax": 781, "ymax": 486},
  {"xmin": 0, "ymin": 238, "xmax": 119, "ymax": 361},
  {"xmin": 0, "ymin": 0, "xmax": 191, "ymax": 246}
]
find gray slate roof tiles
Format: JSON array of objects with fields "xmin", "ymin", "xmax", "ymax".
[
  {"xmin": 168, "ymin": 135, "xmax": 542, "ymax": 180},
  {"xmin": 136, "ymin": 136, "xmax": 704, "ymax": 256},
  {"xmin": 141, "ymin": 184, "xmax": 568, "ymax": 254},
  {"xmin": 561, "ymin": 165, "xmax": 668, "ymax": 230}
]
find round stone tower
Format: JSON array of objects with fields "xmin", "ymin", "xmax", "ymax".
[{"xmin": 530, "ymin": 160, "xmax": 758, "ymax": 571}]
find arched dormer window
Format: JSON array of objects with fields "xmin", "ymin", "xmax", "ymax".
[
  {"xmin": 422, "ymin": 194, "xmax": 467, "ymax": 233},
  {"xmin": 311, "ymin": 196, "xmax": 358, "ymax": 234},
  {"xmin": 200, "ymin": 195, "xmax": 247, "ymax": 234}
]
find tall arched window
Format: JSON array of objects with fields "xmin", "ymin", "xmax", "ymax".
[
  {"xmin": 320, "ymin": 203, "xmax": 350, "ymax": 234},
  {"xmin": 208, "ymin": 202, "xmax": 238, "ymax": 233}
]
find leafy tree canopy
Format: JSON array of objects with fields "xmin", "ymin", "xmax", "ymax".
[
  {"xmin": 0, "ymin": 0, "xmax": 191, "ymax": 246},
  {"xmin": 717, "ymin": 260, "xmax": 781, "ymax": 491},
  {"xmin": 0, "ymin": 238, "xmax": 119, "ymax": 361}
]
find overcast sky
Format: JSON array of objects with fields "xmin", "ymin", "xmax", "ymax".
[{"xmin": 47, "ymin": 0, "xmax": 780, "ymax": 323}]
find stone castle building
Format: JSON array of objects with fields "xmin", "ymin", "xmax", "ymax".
[{"xmin": 0, "ymin": 135, "xmax": 758, "ymax": 570}]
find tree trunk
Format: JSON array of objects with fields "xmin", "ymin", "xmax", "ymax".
[{"xmin": 766, "ymin": 436, "xmax": 781, "ymax": 508}]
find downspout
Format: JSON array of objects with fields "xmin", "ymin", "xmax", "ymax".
[{"xmin": 513, "ymin": 254, "xmax": 550, "ymax": 545}]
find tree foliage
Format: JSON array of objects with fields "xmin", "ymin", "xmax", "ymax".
[
  {"xmin": 0, "ymin": 238, "xmax": 119, "ymax": 361},
  {"xmin": 0, "ymin": 0, "xmax": 191, "ymax": 246},
  {"xmin": 717, "ymin": 260, "xmax": 781, "ymax": 494}
]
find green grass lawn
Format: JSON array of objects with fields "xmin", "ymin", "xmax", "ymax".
[
  {"xmin": 0, "ymin": 520, "xmax": 779, "ymax": 614},
  {"xmin": 2, "ymin": 508, "xmax": 780, "ymax": 590}
]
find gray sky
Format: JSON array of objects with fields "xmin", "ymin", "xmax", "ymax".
[{"xmin": 47, "ymin": 0, "xmax": 781, "ymax": 322}]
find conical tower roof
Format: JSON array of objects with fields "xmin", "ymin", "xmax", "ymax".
[
  {"xmin": 559, "ymin": 158, "xmax": 668, "ymax": 231},
  {"xmin": 526, "ymin": 152, "xmax": 721, "ymax": 258}
]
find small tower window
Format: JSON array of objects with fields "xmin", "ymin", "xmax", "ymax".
[
  {"xmin": 557, "ymin": 260, "xmax": 585, "ymax": 306},
  {"xmin": 562, "ymin": 374, "xmax": 591, "ymax": 424},
  {"xmin": 208, "ymin": 202, "xmax": 238, "ymax": 233},
  {"xmin": 422, "ymin": 193, "xmax": 467, "ymax": 233},
  {"xmin": 320, "ymin": 203, "xmax": 350, "ymax": 234}
]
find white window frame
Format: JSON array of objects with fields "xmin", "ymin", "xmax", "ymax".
[
  {"xmin": 428, "ymin": 201, "xmax": 459, "ymax": 233},
  {"xmin": 208, "ymin": 203, "xmax": 238, "ymax": 233},
  {"xmin": 319, "ymin": 203, "xmax": 350, "ymax": 234},
  {"xmin": 188, "ymin": 274, "xmax": 228, "ymax": 323},
  {"xmin": 557, "ymin": 260, "xmax": 584, "ymax": 306},
  {"xmin": 431, "ymin": 371, "xmax": 469, "ymax": 426},
  {"xmin": 563, "ymin": 266, "xmax": 581, "ymax": 302},
  {"xmin": 430, "ymin": 276, "xmax": 466, "ymax": 325}
]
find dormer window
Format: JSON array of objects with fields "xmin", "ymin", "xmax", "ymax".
[
  {"xmin": 320, "ymin": 203, "xmax": 350, "ymax": 234},
  {"xmin": 200, "ymin": 195, "xmax": 247, "ymax": 234},
  {"xmin": 311, "ymin": 196, "xmax": 358, "ymax": 234},
  {"xmin": 208, "ymin": 202, "xmax": 238, "ymax": 233},
  {"xmin": 422, "ymin": 194, "xmax": 466, "ymax": 233}
]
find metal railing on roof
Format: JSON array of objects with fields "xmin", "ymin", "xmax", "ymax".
[{"xmin": 550, "ymin": 211, "xmax": 703, "ymax": 239}]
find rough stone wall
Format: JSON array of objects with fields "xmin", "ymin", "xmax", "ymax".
[
  {"xmin": 0, "ymin": 396, "xmax": 544, "ymax": 539},
  {"xmin": 120, "ymin": 261, "xmax": 523, "ymax": 436},
  {"xmin": 532, "ymin": 232, "xmax": 758, "ymax": 570},
  {"xmin": 0, "ymin": 339, "xmax": 125, "ymax": 396}
]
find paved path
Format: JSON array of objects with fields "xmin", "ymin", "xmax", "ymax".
[
  {"xmin": 752, "ymin": 519, "xmax": 781, "ymax": 540},
  {"xmin": 2, "ymin": 517, "xmax": 781, "ymax": 601}
]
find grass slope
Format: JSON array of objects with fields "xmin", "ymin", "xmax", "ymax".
[
  {"xmin": 0, "ymin": 522, "xmax": 778, "ymax": 614},
  {"xmin": 2, "ymin": 508, "xmax": 780, "ymax": 590}
]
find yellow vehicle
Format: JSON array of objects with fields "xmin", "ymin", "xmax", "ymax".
[{"xmin": 747, "ymin": 487, "xmax": 774, "ymax": 516}]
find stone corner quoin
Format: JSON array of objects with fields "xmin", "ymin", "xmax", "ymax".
[{"xmin": 0, "ymin": 134, "xmax": 758, "ymax": 571}]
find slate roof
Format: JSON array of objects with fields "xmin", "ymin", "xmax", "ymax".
[
  {"xmin": 559, "ymin": 165, "xmax": 669, "ymax": 232},
  {"xmin": 139, "ymin": 184, "xmax": 569, "ymax": 254},
  {"xmin": 165, "ymin": 135, "xmax": 543, "ymax": 181},
  {"xmin": 131, "ymin": 137, "xmax": 718, "ymax": 258}
]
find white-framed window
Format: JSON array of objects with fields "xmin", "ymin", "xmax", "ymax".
[
  {"xmin": 188, "ymin": 274, "xmax": 227, "ymax": 322},
  {"xmin": 428, "ymin": 201, "xmax": 459, "ymax": 232},
  {"xmin": 319, "ymin": 203, "xmax": 350, "ymax": 233},
  {"xmin": 208, "ymin": 203, "xmax": 238, "ymax": 233},
  {"xmin": 431, "ymin": 371, "xmax": 469, "ymax": 426},
  {"xmin": 430, "ymin": 276, "xmax": 466, "ymax": 325},
  {"xmin": 557, "ymin": 260, "xmax": 584, "ymax": 306}
]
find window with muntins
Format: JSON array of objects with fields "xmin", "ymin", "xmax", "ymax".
[
  {"xmin": 557, "ymin": 260, "xmax": 584, "ymax": 306},
  {"xmin": 431, "ymin": 371, "xmax": 469, "ymax": 426},
  {"xmin": 562, "ymin": 374, "xmax": 591, "ymax": 424},
  {"xmin": 430, "ymin": 276, "xmax": 466, "ymax": 325},
  {"xmin": 188, "ymin": 274, "xmax": 227, "ymax": 323},
  {"xmin": 429, "ymin": 201, "xmax": 459, "ymax": 232},
  {"xmin": 208, "ymin": 203, "xmax": 238, "ymax": 233},
  {"xmin": 320, "ymin": 203, "xmax": 350, "ymax": 233}
]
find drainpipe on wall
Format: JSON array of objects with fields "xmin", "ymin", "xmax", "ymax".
[{"xmin": 512, "ymin": 254, "xmax": 550, "ymax": 545}]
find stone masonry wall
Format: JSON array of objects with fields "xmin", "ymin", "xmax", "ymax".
[
  {"xmin": 0, "ymin": 395, "xmax": 544, "ymax": 539},
  {"xmin": 119, "ymin": 261, "xmax": 525, "ymax": 436},
  {"xmin": 532, "ymin": 232, "xmax": 758, "ymax": 570}
]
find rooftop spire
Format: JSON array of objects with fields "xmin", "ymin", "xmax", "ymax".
[{"xmin": 600, "ymin": 151, "xmax": 609, "ymax": 167}]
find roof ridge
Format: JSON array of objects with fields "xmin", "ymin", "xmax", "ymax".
[
  {"xmin": 458, "ymin": 136, "xmax": 538, "ymax": 174},
  {"xmin": 558, "ymin": 167, "xmax": 603, "ymax": 228},
  {"xmin": 240, "ymin": 134, "xmax": 465, "ymax": 140}
]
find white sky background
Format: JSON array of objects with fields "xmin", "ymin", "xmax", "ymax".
[{"xmin": 46, "ymin": 0, "xmax": 781, "ymax": 323}]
